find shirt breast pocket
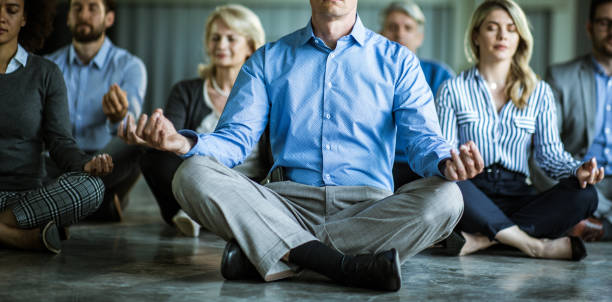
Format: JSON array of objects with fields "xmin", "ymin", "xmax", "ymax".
[
  {"xmin": 456, "ymin": 111, "xmax": 479, "ymax": 125},
  {"xmin": 514, "ymin": 116, "xmax": 536, "ymax": 134}
]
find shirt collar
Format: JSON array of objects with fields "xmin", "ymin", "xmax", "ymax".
[
  {"xmin": 13, "ymin": 44, "xmax": 28, "ymax": 67},
  {"xmin": 299, "ymin": 14, "xmax": 366, "ymax": 47},
  {"xmin": 591, "ymin": 55, "xmax": 608, "ymax": 77},
  {"xmin": 467, "ymin": 66, "xmax": 481, "ymax": 81},
  {"xmin": 68, "ymin": 37, "xmax": 111, "ymax": 69}
]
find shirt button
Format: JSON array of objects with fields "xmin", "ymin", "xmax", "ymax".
[
  {"xmin": 325, "ymin": 144, "xmax": 331, "ymax": 150},
  {"xmin": 325, "ymin": 174, "xmax": 331, "ymax": 179},
  {"xmin": 328, "ymin": 82, "xmax": 333, "ymax": 88},
  {"xmin": 325, "ymin": 113, "xmax": 331, "ymax": 119},
  {"xmin": 606, "ymin": 148, "xmax": 610, "ymax": 154},
  {"xmin": 608, "ymin": 105, "xmax": 612, "ymax": 111},
  {"xmin": 606, "ymin": 128, "xmax": 611, "ymax": 134},
  {"xmin": 329, "ymin": 53, "xmax": 335, "ymax": 58}
]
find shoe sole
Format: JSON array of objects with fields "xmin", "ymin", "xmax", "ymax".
[{"xmin": 42, "ymin": 221, "xmax": 61, "ymax": 254}]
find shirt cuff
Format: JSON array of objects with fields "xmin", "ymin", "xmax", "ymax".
[
  {"xmin": 436, "ymin": 156, "xmax": 450, "ymax": 179},
  {"xmin": 106, "ymin": 119, "xmax": 120, "ymax": 135},
  {"xmin": 178, "ymin": 129, "xmax": 201, "ymax": 159},
  {"xmin": 571, "ymin": 161, "xmax": 583, "ymax": 178}
]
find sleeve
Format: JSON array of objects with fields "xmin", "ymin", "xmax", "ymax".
[
  {"xmin": 179, "ymin": 48, "xmax": 270, "ymax": 169},
  {"xmin": 533, "ymin": 83, "xmax": 581, "ymax": 179},
  {"xmin": 393, "ymin": 50, "xmax": 452, "ymax": 177},
  {"xmin": 435, "ymin": 81, "xmax": 459, "ymax": 148},
  {"xmin": 164, "ymin": 81, "xmax": 192, "ymax": 130},
  {"xmin": 108, "ymin": 56, "xmax": 148, "ymax": 134},
  {"xmin": 44, "ymin": 64, "xmax": 90, "ymax": 172}
]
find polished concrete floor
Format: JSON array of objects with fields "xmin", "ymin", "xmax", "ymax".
[{"xmin": 1, "ymin": 179, "xmax": 611, "ymax": 302}]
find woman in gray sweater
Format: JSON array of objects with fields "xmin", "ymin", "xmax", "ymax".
[
  {"xmin": 138, "ymin": 4, "xmax": 270, "ymax": 237},
  {"xmin": 0, "ymin": 0, "xmax": 113, "ymax": 254}
]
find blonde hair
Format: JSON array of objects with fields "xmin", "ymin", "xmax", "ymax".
[
  {"xmin": 465, "ymin": 0, "xmax": 536, "ymax": 109},
  {"xmin": 381, "ymin": 1, "xmax": 426, "ymax": 31},
  {"xmin": 198, "ymin": 4, "xmax": 265, "ymax": 80}
]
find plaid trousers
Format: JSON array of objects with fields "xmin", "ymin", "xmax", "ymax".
[{"xmin": 0, "ymin": 172, "xmax": 104, "ymax": 229}]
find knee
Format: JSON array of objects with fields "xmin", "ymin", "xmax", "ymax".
[
  {"xmin": 559, "ymin": 178, "xmax": 598, "ymax": 215},
  {"xmin": 61, "ymin": 172, "xmax": 105, "ymax": 209},
  {"xmin": 171, "ymin": 156, "xmax": 220, "ymax": 207},
  {"xmin": 420, "ymin": 178, "xmax": 464, "ymax": 226}
]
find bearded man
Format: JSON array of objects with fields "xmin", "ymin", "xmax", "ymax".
[
  {"xmin": 46, "ymin": 0, "xmax": 147, "ymax": 221},
  {"xmin": 531, "ymin": 0, "xmax": 612, "ymax": 241}
]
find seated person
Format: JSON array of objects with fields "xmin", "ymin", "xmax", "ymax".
[
  {"xmin": 0, "ymin": 0, "xmax": 112, "ymax": 254},
  {"xmin": 46, "ymin": 0, "xmax": 146, "ymax": 221},
  {"xmin": 379, "ymin": 1, "xmax": 455, "ymax": 189},
  {"xmin": 139, "ymin": 4, "xmax": 270, "ymax": 237},
  {"xmin": 436, "ymin": 0, "xmax": 601, "ymax": 260},
  {"xmin": 530, "ymin": 0, "xmax": 612, "ymax": 242},
  {"xmin": 119, "ymin": 0, "xmax": 481, "ymax": 291}
]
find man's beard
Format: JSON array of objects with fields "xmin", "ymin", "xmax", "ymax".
[
  {"xmin": 71, "ymin": 23, "xmax": 105, "ymax": 43},
  {"xmin": 593, "ymin": 35, "xmax": 612, "ymax": 58}
]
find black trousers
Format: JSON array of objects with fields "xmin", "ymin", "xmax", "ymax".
[
  {"xmin": 457, "ymin": 165, "xmax": 598, "ymax": 240},
  {"xmin": 140, "ymin": 149, "xmax": 184, "ymax": 225},
  {"xmin": 392, "ymin": 162, "xmax": 422, "ymax": 191}
]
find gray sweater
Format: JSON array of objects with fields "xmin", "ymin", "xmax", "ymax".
[{"xmin": 0, "ymin": 54, "xmax": 89, "ymax": 191}]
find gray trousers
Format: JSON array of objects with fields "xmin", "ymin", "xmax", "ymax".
[{"xmin": 173, "ymin": 156, "xmax": 463, "ymax": 281}]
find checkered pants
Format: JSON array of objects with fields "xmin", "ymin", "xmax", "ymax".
[{"xmin": 0, "ymin": 172, "xmax": 104, "ymax": 229}]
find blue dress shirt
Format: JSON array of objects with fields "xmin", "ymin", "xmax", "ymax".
[
  {"xmin": 584, "ymin": 57, "xmax": 612, "ymax": 174},
  {"xmin": 5, "ymin": 44, "xmax": 28, "ymax": 74},
  {"xmin": 395, "ymin": 58, "xmax": 455, "ymax": 165},
  {"xmin": 180, "ymin": 17, "xmax": 451, "ymax": 191},
  {"xmin": 45, "ymin": 38, "xmax": 147, "ymax": 151}
]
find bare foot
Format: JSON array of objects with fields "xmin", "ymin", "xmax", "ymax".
[
  {"xmin": 0, "ymin": 223, "xmax": 44, "ymax": 251},
  {"xmin": 459, "ymin": 232, "xmax": 497, "ymax": 256}
]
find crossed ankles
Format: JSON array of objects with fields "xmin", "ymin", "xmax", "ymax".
[{"xmin": 220, "ymin": 239, "xmax": 402, "ymax": 291}]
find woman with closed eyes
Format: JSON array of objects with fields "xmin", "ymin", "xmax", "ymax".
[{"xmin": 437, "ymin": 0, "xmax": 602, "ymax": 260}]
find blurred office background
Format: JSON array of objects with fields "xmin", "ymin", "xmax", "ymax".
[{"xmin": 43, "ymin": 0, "xmax": 592, "ymax": 114}]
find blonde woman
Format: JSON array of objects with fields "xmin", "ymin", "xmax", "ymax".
[
  {"xmin": 437, "ymin": 0, "xmax": 603, "ymax": 260},
  {"xmin": 138, "ymin": 4, "xmax": 270, "ymax": 236}
]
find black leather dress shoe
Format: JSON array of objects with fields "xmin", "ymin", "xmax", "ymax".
[
  {"xmin": 340, "ymin": 248, "xmax": 402, "ymax": 292},
  {"xmin": 569, "ymin": 236, "xmax": 587, "ymax": 261},
  {"xmin": 441, "ymin": 231, "xmax": 466, "ymax": 256},
  {"xmin": 221, "ymin": 240, "xmax": 260, "ymax": 280}
]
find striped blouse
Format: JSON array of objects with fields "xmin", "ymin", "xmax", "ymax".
[{"xmin": 436, "ymin": 67, "xmax": 580, "ymax": 179}]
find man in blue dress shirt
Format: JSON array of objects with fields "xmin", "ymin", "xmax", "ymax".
[
  {"xmin": 46, "ymin": 0, "xmax": 147, "ymax": 221},
  {"xmin": 120, "ymin": 0, "xmax": 482, "ymax": 291},
  {"xmin": 380, "ymin": 1, "xmax": 457, "ymax": 189}
]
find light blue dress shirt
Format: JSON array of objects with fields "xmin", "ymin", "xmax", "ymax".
[
  {"xmin": 395, "ymin": 58, "xmax": 455, "ymax": 165},
  {"xmin": 45, "ymin": 38, "xmax": 147, "ymax": 151},
  {"xmin": 5, "ymin": 44, "xmax": 27, "ymax": 74},
  {"xmin": 584, "ymin": 57, "xmax": 612, "ymax": 174},
  {"xmin": 180, "ymin": 17, "xmax": 451, "ymax": 191}
]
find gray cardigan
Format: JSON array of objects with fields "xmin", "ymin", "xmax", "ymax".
[{"xmin": 0, "ymin": 55, "xmax": 90, "ymax": 190}]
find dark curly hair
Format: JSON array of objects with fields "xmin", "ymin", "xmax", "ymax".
[{"xmin": 19, "ymin": 0, "xmax": 57, "ymax": 52}]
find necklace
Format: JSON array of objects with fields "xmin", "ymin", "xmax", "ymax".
[
  {"xmin": 485, "ymin": 80, "xmax": 503, "ymax": 91},
  {"xmin": 211, "ymin": 77, "xmax": 230, "ymax": 97}
]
